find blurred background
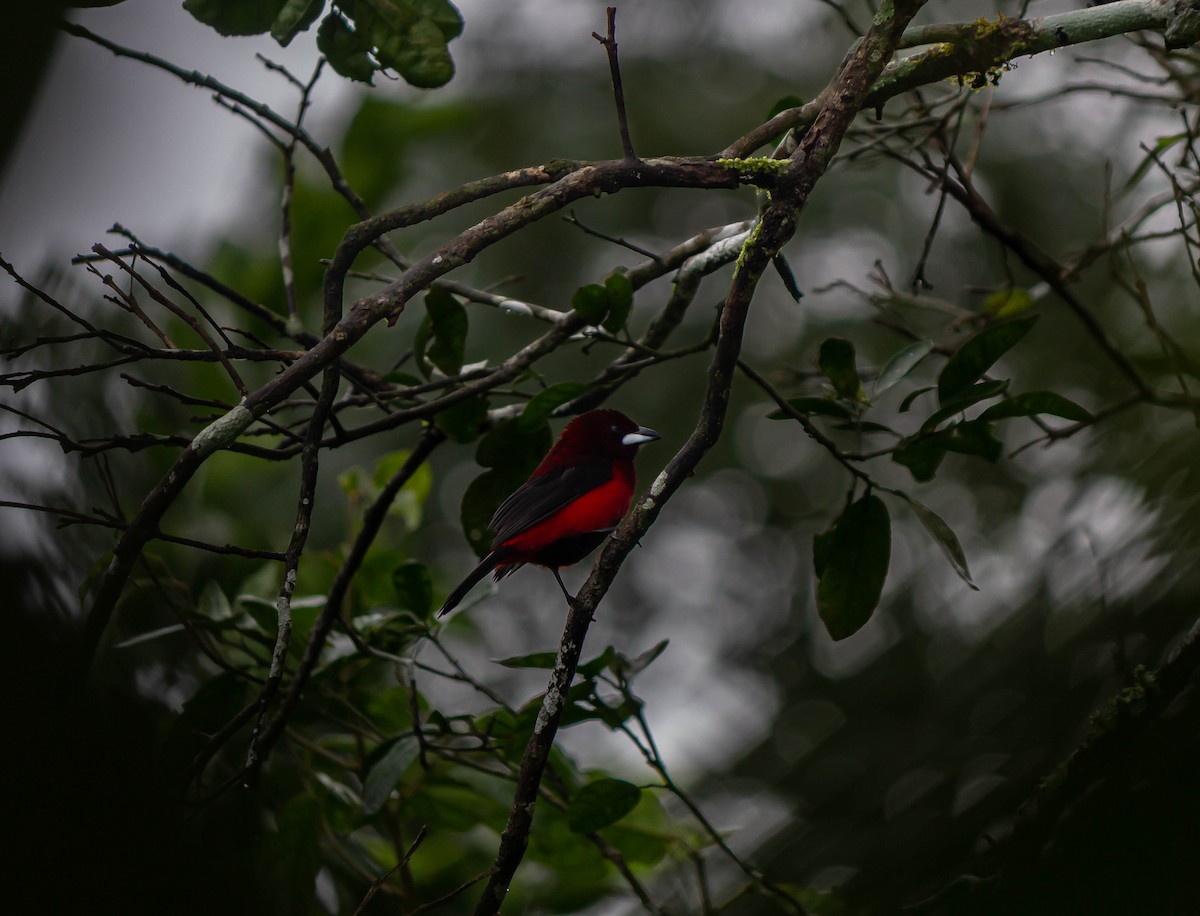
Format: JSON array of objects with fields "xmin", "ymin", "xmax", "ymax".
[{"xmin": 3, "ymin": 1, "xmax": 1200, "ymax": 913}]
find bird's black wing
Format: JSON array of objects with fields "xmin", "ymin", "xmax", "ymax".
[{"xmin": 489, "ymin": 461, "xmax": 612, "ymax": 546}]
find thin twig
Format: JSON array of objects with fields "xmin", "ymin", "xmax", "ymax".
[
  {"xmin": 593, "ymin": 7, "xmax": 638, "ymax": 160},
  {"xmin": 244, "ymin": 363, "xmax": 339, "ymax": 774},
  {"xmin": 352, "ymin": 825, "xmax": 428, "ymax": 916},
  {"xmin": 563, "ymin": 209, "xmax": 661, "ymax": 261}
]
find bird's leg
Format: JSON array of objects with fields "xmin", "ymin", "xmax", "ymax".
[
  {"xmin": 551, "ymin": 568, "xmax": 585, "ymax": 616},
  {"xmin": 551, "ymin": 568, "xmax": 573, "ymax": 604}
]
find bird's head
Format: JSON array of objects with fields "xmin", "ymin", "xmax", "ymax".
[{"xmin": 551, "ymin": 409, "xmax": 660, "ymax": 462}]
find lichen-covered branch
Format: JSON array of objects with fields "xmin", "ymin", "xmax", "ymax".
[{"xmin": 725, "ymin": 0, "xmax": 1200, "ymax": 158}]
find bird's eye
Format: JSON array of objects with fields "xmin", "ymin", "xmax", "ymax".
[{"xmin": 611, "ymin": 425, "xmax": 619, "ymax": 433}]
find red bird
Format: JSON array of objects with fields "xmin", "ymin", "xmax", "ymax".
[{"xmin": 438, "ymin": 409, "xmax": 660, "ymax": 616}]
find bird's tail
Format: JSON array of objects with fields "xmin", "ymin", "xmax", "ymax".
[{"xmin": 437, "ymin": 550, "xmax": 504, "ymax": 618}]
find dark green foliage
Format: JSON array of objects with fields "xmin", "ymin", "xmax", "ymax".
[
  {"xmin": 392, "ymin": 561, "xmax": 433, "ymax": 617},
  {"xmin": 602, "ymin": 271, "xmax": 634, "ymax": 332},
  {"xmin": 362, "ymin": 736, "xmax": 420, "ymax": 814},
  {"xmin": 566, "ymin": 778, "xmax": 642, "ymax": 833},
  {"xmin": 937, "ymin": 316, "xmax": 1038, "ymax": 402},
  {"xmin": 422, "ymin": 286, "xmax": 468, "ymax": 377},
  {"xmin": 814, "ymin": 495, "xmax": 891, "ymax": 640},
  {"xmin": 980, "ymin": 391, "xmax": 1093, "ymax": 422},
  {"xmin": 772, "ymin": 253, "xmax": 805, "ymax": 301},
  {"xmin": 874, "ymin": 340, "xmax": 934, "ymax": 398},
  {"xmin": 898, "ymin": 494, "xmax": 977, "ymax": 588},
  {"xmin": 819, "ymin": 337, "xmax": 866, "ymax": 402},
  {"xmin": 316, "ymin": 12, "xmax": 376, "ymax": 83},
  {"xmin": 920, "ymin": 378, "xmax": 1009, "ymax": 432},
  {"xmin": 433, "ymin": 395, "xmax": 489, "ymax": 442},
  {"xmin": 182, "ymin": 0, "xmax": 462, "ymax": 87},
  {"xmin": 521, "ymin": 383, "xmax": 587, "ymax": 428},
  {"xmin": 571, "ymin": 272, "xmax": 636, "ymax": 329},
  {"xmin": 271, "ymin": 0, "xmax": 325, "ymax": 44},
  {"xmin": 571, "ymin": 283, "xmax": 610, "ymax": 324},
  {"xmin": 892, "ymin": 419, "xmax": 1002, "ymax": 482},
  {"xmin": 459, "ymin": 413, "xmax": 554, "ymax": 556},
  {"xmin": 182, "ymin": 0, "xmax": 288, "ymax": 36},
  {"xmin": 767, "ymin": 397, "xmax": 853, "ymax": 420}
]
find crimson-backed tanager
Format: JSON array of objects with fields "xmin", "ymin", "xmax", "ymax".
[{"xmin": 438, "ymin": 409, "xmax": 660, "ymax": 616}]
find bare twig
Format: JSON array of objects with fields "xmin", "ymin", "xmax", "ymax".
[
  {"xmin": 352, "ymin": 825, "xmax": 428, "ymax": 916},
  {"xmin": 593, "ymin": 7, "xmax": 638, "ymax": 160}
]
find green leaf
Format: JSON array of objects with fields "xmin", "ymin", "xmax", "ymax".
[
  {"xmin": 819, "ymin": 338, "xmax": 866, "ymax": 403},
  {"xmin": 434, "ymin": 395, "xmax": 489, "ymax": 443},
  {"xmin": 979, "ymin": 391, "xmax": 1093, "ymax": 423},
  {"xmin": 814, "ymin": 495, "xmax": 891, "ymax": 640},
  {"xmin": 362, "ymin": 737, "xmax": 420, "ymax": 814},
  {"xmin": 424, "ymin": 286, "xmax": 468, "ymax": 376},
  {"xmin": 182, "ymin": 0, "xmax": 287, "ymax": 35},
  {"xmin": 410, "ymin": 0, "xmax": 463, "ymax": 40},
  {"xmin": 372, "ymin": 448, "xmax": 434, "ymax": 529},
  {"xmin": 358, "ymin": 0, "xmax": 419, "ymax": 32},
  {"xmin": 768, "ymin": 95, "xmax": 804, "ymax": 118},
  {"xmin": 392, "ymin": 561, "xmax": 433, "ymax": 616},
  {"xmin": 314, "ymin": 0, "xmax": 462, "ymax": 88},
  {"xmin": 495, "ymin": 651, "xmax": 558, "ymax": 669},
  {"xmin": 896, "ymin": 494, "xmax": 978, "ymax": 589},
  {"xmin": 943, "ymin": 419, "xmax": 1002, "ymax": 462},
  {"xmin": 616, "ymin": 639, "xmax": 669, "ymax": 680},
  {"xmin": 476, "ymin": 417, "xmax": 553, "ymax": 470},
  {"xmin": 830, "ymin": 420, "xmax": 896, "ymax": 434},
  {"xmin": 605, "ymin": 825, "xmax": 669, "ymax": 866},
  {"xmin": 602, "ymin": 272, "xmax": 634, "ymax": 332},
  {"xmin": 891, "ymin": 436, "xmax": 947, "ymax": 482},
  {"xmin": 521, "ymin": 383, "xmax": 587, "ymax": 429},
  {"xmin": 983, "ymin": 287, "xmax": 1034, "ymax": 319},
  {"xmin": 772, "ymin": 254, "xmax": 804, "ymax": 302},
  {"xmin": 316, "ymin": 12, "xmax": 376, "ymax": 83},
  {"xmin": 199, "ymin": 581, "xmax": 234, "ymax": 621},
  {"xmin": 874, "ymin": 340, "xmax": 933, "ymax": 398},
  {"xmin": 572, "ymin": 283, "xmax": 610, "ymax": 324},
  {"xmin": 920, "ymin": 379, "xmax": 1009, "ymax": 433},
  {"xmin": 270, "ymin": 0, "xmax": 325, "ymax": 44},
  {"xmin": 1125, "ymin": 132, "xmax": 1188, "ymax": 191},
  {"xmin": 899, "ymin": 385, "xmax": 935, "ymax": 413},
  {"xmin": 413, "ymin": 313, "xmax": 435, "ymax": 379},
  {"xmin": 409, "ymin": 781, "xmax": 505, "ymax": 831},
  {"xmin": 566, "ymin": 779, "xmax": 642, "ymax": 833},
  {"xmin": 374, "ymin": 14, "xmax": 456, "ymax": 88},
  {"xmin": 460, "ymin": 468, "xmax": 513, "ymax": 556},
  {"xmin": 812, "ymin": 527, "xmax": 835, "ymax": 578},
  {"xmin": 166, "ymin": 672, "xmax": 251, "ymax": 769},
  {"xmin": 383, "ymin": 370, "xmax": 422, "ymax": 387},
  {"xmin": 766, "ymin": 397, "xmax": 853, "ymax": 420},
  {"xmin": 937, "ymin": 316, "xmax": 1038, "ymax": 403},
  {"xmin": 578, "ymin": 646, "xmax": 616, "ymax": 679}
]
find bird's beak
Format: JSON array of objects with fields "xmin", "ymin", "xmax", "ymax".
[{"xmin": 622, "ymin": 426, "xmax": 661, "ymax": 447}]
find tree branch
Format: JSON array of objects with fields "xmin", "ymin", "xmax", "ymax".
[
  {"xmin": 725, "ymin": 0, "xmax": 1200, "ymax": 158},
  {"xmin": 471, "ymin": 3, "xmax": 931, "ymax": 912}
]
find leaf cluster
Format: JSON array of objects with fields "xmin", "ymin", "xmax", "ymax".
[{"xmin": 181, "ymin": 0, "xmax": 463, "ymax": 87}]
